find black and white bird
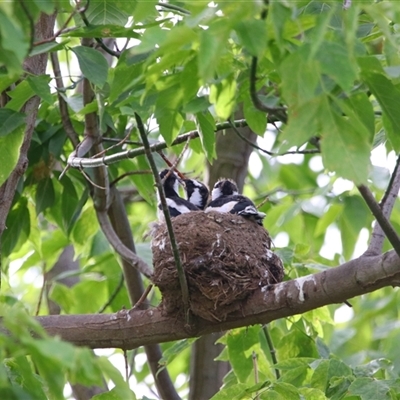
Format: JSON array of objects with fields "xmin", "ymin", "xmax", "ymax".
[
  {"xmin": 210, "ymin": 178, "xmax": 239, "ymax": 200},
  {"xmin": 158, "ymin": 169, "xmax": 199, "ymax": 220},
  {"xmin": 205, "ymin": 178, "xmax": 266, "ymax": 226},
  {"xmin": 180, "ymin": 178, "xmax": 209, "ymax": 210}
]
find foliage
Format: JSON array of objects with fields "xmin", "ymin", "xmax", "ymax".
[{"xmin": 1, "ymin": 0, "xmax": 400, "ymax": 399}]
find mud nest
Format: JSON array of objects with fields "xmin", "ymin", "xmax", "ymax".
[{"xmin": 151, "ymin": 211, "xmax": 284, "ymax": 321}]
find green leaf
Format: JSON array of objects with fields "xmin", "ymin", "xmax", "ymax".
[
  {"xmin": 35, "ymin": 178, "xmax": 55, "ymax": 215},
  {"xmin": 97, "ymin": 357, "xmax": 136, "ymax": 400},
  {"xmin": 320, "ymin": 97, "xmax": 371, "ymax": 184},
  {"xmin": 5, "ymin": 80, "xmax": 35, "ymax": 111},
  {"xmin": 243, "ymin": 97, "xmax": 267, "ymax": 135},
  {"xmin": 27, "ymin": 75, "xmax": 53, "ymax": 104},
  {"xmin": 155, "ymin": 85, "xmax": 184, "ymax": 144},
  {"xmin": 339, "ymin": 196, "xmax": 370, "ymax": 260},
  {"xmin": 348, "ymin": 378, "xmax": 399, "ymax": 400},
  {"xmin": 0, "ymin": 10, "xmax": 29, "ymax": 75},
  {"xmin": 234, "ymin": 19, "xmax": 267, "ymax": 57},
  {"xmin": 195, "ymin": 110, "xmax": 216, "ymax": 162},
  {"xmin": 0, "ymin": 74, "xmax": 19, "ymax": 93},
  {"xmin": 209, "ymin": 76, "xmax": 237, "ymax": 120},
  {"xmin": 316, "ymin": 41, "xmax": 358, "ymax": 92},
  {"xmin": 5, "ymin": 356, "xmax": 47, "ymax": 400},
  {"xmin": 311, "ymin": 359, "xmax": 352, "ymax": 393},
  {"xmin": 314, "ymin": 204, "xmax": 343, "ymax": 237},
  {"xmin": 280, "ymin": 48, "xmax": 320, "ymax": 106},
  {"xmin": 67, "ymin": 25, "xmax": 141, "ymax": 39},
  {"xmin": 198, "ymin": 21, "xmax": 231, "ymax": 81},
  {"xmin": 49, "ymin": 283, "xmax": 75, "ymax": 314},
  {"xmin": 226, "ymin": 327, "xmax": 261, "ymax": 383},
  {"xmin": 109, "ymin": 63, "xmax": 143, "ymax": 103},
  {"xmin": 30, "ymin": 40, "xmax": 68, "ymax": 57},
  {"xmin": 2, "ymin": 197, "xmax": 30, "ymax": 256},
  {"xmin": 72, "ymin": 207, "xmax": 99, "ymax": 246},
  {"xmin": 280, "ymin": 96, "xmax": 322, "ymax": 150},
  {"xmin": 70, "ymin": 280, "xmax": 108, "ymax": 314},
  {"xmin": 72, "ymin": 46, "xmax": 109, "ymax": 88},
  {"xmin": 85, "ymin": 1, "xmax": 129, "ymax": 25},
  {"xmin": 209, "ymin": 383, "xmax": 252, "ymax": 400},
  {"xmin": 272, "ymin": 382, "xmax": 301, "ymax": 400},
  {"xmin": 0, "ymin": 109, "xmax": 25, "ymax": 138},
  {"xmin": 159, "ymin": 338, "xmax": 198, "ymax": 367},
  {"xmin": 32, "ymin": 0, "xmax": 55, "ymax": 14},
  {"xmin": 358, "ymin": 56, "xmax": 400, "ymax": 151}
]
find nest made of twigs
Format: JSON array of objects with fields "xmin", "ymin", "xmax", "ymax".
[{"xmin": 151, "ymin": 211, "xmax": 284, "ymax": 321}]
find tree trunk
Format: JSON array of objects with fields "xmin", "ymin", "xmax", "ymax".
[{"xmin": 189, "ymin": 111, "xmax": 257, "ymax": 399}]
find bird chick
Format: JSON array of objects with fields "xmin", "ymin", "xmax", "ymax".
[
  {"xmin": 210, "ymin": 178, "xmax": 239, "ymax": 200},
  {"xmin": 205, "ymin": 178, "xmax": 266, "ymax": 226},
  {"xmin": 180, "ymin": 178, "xmax": 209, "ymax": 210},
  {"xmin": 158, "ymin": 169, "xmax": 199, "ymax": 220}
]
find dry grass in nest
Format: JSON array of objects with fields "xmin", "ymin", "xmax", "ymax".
[{"xmin": 151, "ymin": 211, "xmax": 284, "ymax": 321}]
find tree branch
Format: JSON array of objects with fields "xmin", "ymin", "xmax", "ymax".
[
  {"xmin": 50, "ymin": 51, "xmax": 80, "ymax": 147},
  {"xmin": 366, "ymin": 154, "xmax": 400, "ymax": 255},
  {"xmin": 67, "ymin": 120, "xmax": 248, "ymax": 168},
  {"xmin": 96, "ymin": 211, "xmax": 153, "ymax": 278},
  {"xmin": 358, "ymin": 184, "xmax": 400, "ymax": 257},
  {"xmin": 228, "ymin": 119, "xmax": 319, "ymax": 156},
  {"xmin": 20, "ymin": 250, "xmax": 400, "ymax": 350},
  {"xmin": 0, "ymin": 13, "xmax": 56, "ymax": 238},
  {"xmin": 249, "ymin": 57, "xmax": 288, "ymax": 123},
  {"xmin": 135, "ymin": 113, "xmax": 191, "ymax": 324}
]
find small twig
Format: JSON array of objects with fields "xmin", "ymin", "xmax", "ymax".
[
  {"xmin": 135, "ymin": 112, "xmax": 191, "ymax": 325},
  {"xmin": 252, "ymin": 351, "xmax": 259, "ymax": 400},
  {"xmin": 157, "ymin": 151, "xmax": 186, "ymax": 179},
  {"xmin": 79, "ymin": 166, "xmax": 107, "ymax": 190},
  {"xmin": 358, "ymin": 184, "xmax": 400, "ymax": 258},
  {"xmin": 255, "ymin": 187, "xmax": 316, "ymax": 201},
  {"xmin": 132, "ymin": 284, "xmax": 153, "ymax": 309},
  {"xmin": 256, "ymin": 197, "xmax": 269, "ymax": 209},
  {"xmin": 33, "ymin": 8, "xmax": 77, "ymax": 46},
  {"xmin": 111, "ymin": 170, "xmax": 153, "ymax": 187},
  {"xmin": 50, "ymin": 52, "xmax": 80, "ymax": 147},
  {"xmin": 98, "ymin": 273, "xmax": 125, "ymax": 313},
  {"xmin": 262, "ymin": 325, "xmax": 280, "ymax": 379},
  {"xmin": 228, "ymin": 119, "xmax": 318, "ymax": 156},
  {"xmin": 102, "ymin": 137, "xmax": 142, "ymax": 146},
  {"xmin": 91, "ymin": 131, "xmax": 131, "ymax": 159}
]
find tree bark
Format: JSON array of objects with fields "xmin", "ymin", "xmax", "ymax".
[
  {"xmin": 18, "ymin": 250, "xmax": 400, "ymax": 349},
  {"xmin": 0, "ymin": 13, "xmax": 56, "ymax": 238}
]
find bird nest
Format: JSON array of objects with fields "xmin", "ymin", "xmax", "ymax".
[{"xmin": 151, "ymin": 211, "xmax": 284, "ymax": 321}]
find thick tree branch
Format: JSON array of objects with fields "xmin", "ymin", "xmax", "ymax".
[
  {"xmin": 366, "ymin": 154, "xmax": 400, "ymax": 255},
  {"xmin": 23, "ymin": 251, "xmax": 400, "ymax": 350},
  {"xmin": 358, "ymin": 184, "xmax": 400, "ymax": 257}
]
